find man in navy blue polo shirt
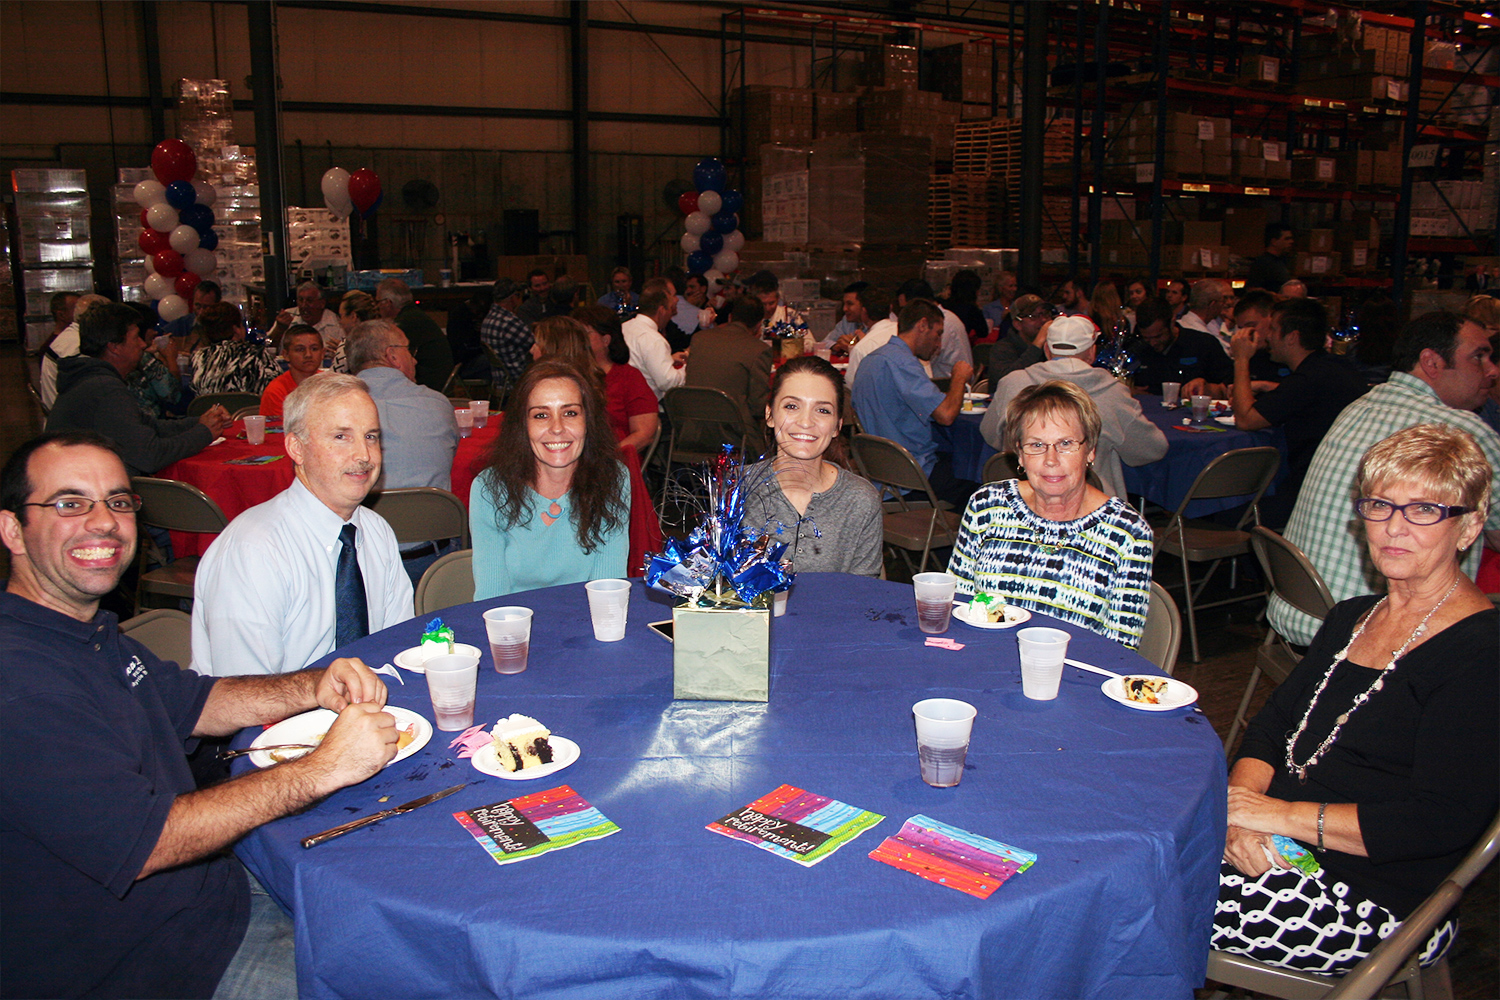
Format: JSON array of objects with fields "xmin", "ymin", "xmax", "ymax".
[{"xmin": 0, "ymin": 431, "xmax": 400, "ymax": 999}]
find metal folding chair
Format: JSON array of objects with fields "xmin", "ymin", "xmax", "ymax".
[
  {"xmin": 1138, "ymin": 580, "xmax": 1182, "ymax": 676},
  {"xmin": 130, "ymin": 477, "xmax": 231, "ymax": 614},
  {"xmin": 1206, "ymin": 809, "xmax": 1500, "ymax": 1000},
  {"xmin": 1156, "ymin": 446, "xmax": 1280, "ymax": 662},
  {"xmin": 659, "ymin": 386, "xmax": 762, "ymax": 532},
  {"xmin": 1225, "ymin": 525, "xmax": 1336, "ymax": 752},
  {"xmin": 981, "ymin": 451, "xmax": 1021, "ymax": 484},
  {"xmin": 851, "ymin": 433, "xmax": 962, "ymax": 576},
  {"xmin": 414, "ymin": 548, "xmax": 474, "ymax": 617},
  {"xmin": 187, "ymin": 392, "xmax": 260, "ymax": 418},
  {"xmin": 119, "ymin": 608, "xmax": 193, "ymax": 669},
  {"xmin": 363, "ymin": 487, "xmax": 471, "ymax": 548}
]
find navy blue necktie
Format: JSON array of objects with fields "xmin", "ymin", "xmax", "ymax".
[{"xmin": 335, "ymin": 523, "xmax": 369, "ymax": 647}]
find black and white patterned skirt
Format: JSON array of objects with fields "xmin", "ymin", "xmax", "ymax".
[{"xmin": 1213, "ymin": 863, "xmax": 1455, "ymax": 975}]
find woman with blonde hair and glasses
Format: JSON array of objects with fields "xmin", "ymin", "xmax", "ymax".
[
  {"xmin": 947, "ymin": 380, "xmax": 1154, "ymax": 647},
  {"xmin": 1215, "ymin": 423, "xmax": 1496, "ymax": 975}
]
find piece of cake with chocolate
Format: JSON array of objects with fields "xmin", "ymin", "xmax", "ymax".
[
  {"xmin": 970, "ymin": 591, "xmax": 1009, "ymax": 623},
  {"xmin": 1122, "ymin": 677, "xmax": 1169, "ymax": 705},
  {"xmin": 491, "ymin": 714, "xmax": 555, "ymax": 772}
]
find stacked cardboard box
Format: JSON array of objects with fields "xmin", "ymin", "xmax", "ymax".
[
  {"xmin": 734, "ymin": 87, "xmax": 815, "ymax": 150},
  {"xmin": 1105, "ymin": 108, "xmax": 1233, "ymax": 180},
  {"xmin": 1237, "ymin": 53, "xmax": 1281, "ymax": 85},
  {"xmin": 1301, "ymin": 23, "xmax": 1411, "ymax": 77},
  {"xmin": 807, "ymin": 134, "xmax": 931, "ymax": 246},
  {"xmin": 867, "ymin": 44, "xmax": 918, "ymax": 90},
  {"xmin": 1290, "ymin": 155, "xmax": 1341, "ymax": 186},
  {"xmin": 815, "ymin": 93, "xmax": 859, "ymax": 138},
  {"xmin": 286, "ymin": 207, "xmax": 352, "ymax": 271},
  {"xmin": 758, "ymin": 146, "xmax": 811, "ymax": 246},
  {"xmin": 1232, "ymin": 138, "xmax": 1292, "ymax": 183},
  {"xmin": 928, "ymin": 41, "xmax": 999, "ymax": 105},
  {"xmin": 1354, "ymin": 148, "xmax": 1403, "ymax": 188},
  {"xmin": 860, "ymin": 89, "xmax": 961, "ymax": 161}
]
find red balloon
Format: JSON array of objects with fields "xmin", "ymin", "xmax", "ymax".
[
  {"xmin": 678, "ymin": 190, "xmax": 699, "ymax": 215},
  {"xmin": 173, "ymin": 270, "xmax": 202, "ymax": 298},
  {"xmin": 139, "ymin": 208, "xmax": 151, "ymax": 228},
  {"xmin": 152, "ymin": 249, "xmax": 185, "ymax": 277},
  {"xmin": 151, "ymin": 139, "xmax": 197, "ymax": 185},
  {"xmin": 348, "ymin": 168, "xmax": 382, "ymax": 214},
  {"xmin": 139, "ymin": 227, "xmax": 170, "ymax": 255}
]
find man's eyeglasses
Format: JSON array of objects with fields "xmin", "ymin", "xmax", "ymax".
[
  {"xmin": 21, "ymin": 494, "xmax": 142, "ymax": 517},
  {"xmin": 1019, "ymin": 439, "xmax": 1085, "ymax": 456},
  {"xmin": 1354, "ymin": 498, "xmax": 1473, "ymax": 525}
]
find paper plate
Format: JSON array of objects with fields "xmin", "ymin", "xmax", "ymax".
[
  {"xmin": 1101, "ymin": 675, "xmax": 1199, "ymax": 712},
  {"xmin": 393, "ymin": 643, "xmax": 483, "ymax": 673},
  {"xmin": 248, "ymin": 706, "xmax": 432, "ymax": 767},
  {"xmin": 471, "ymin": 736, "xmax": 581, "ymax": 780},
  {"xmin": 961, "ymin": 405, "xmax": 988, "ymax": 415},
  {"xmin": 951, "ymin": 601, "xmax": 1031, "ymax": 629}
]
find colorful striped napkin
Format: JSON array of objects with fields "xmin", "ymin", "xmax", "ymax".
[
  {"xmin": 869, "ymin": 814, "xmax": 1037, "ymax": 899},
  {"xmin": 708, "ymin": 784, "xmax": 885, "ymax": 867},
  {"xmin": 454, "ymin": 785, "xmax": 619, "ymax": 866}
]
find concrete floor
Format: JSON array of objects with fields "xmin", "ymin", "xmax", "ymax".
[{"xmin": 3, "ymin": 341, "xmax": 1494, "ymax": 997}]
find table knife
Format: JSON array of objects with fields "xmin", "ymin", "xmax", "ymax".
[{"xmin": 301, "ymin": 782, "xmax": 468, "ymax": 849}]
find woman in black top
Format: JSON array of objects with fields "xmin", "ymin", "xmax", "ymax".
[{"xmin": 1213, "ymin": 424, "xmax": 1498, "ymax": 974}]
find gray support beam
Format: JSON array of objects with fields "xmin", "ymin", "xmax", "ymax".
[
  {"xmin": 248, "ymin": 1, "xmax": 288, "ymax": 314},
  {"xmin": 1392, "ymin": 0, "xmax": 1428, "ymax": 311},
  {"xmin": 1018, "ymin": 0, "xmax": 1047, "ymax": 292},
  {"xmin": 571, "ymin": 1, "xmax": 589, "ymax": 258},
  {"xmin": 140, "ymin": 0, "xmax": 166, "ymax": 142}
]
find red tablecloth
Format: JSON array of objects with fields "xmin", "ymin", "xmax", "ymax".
[{"xmin": 158, "ymin": 417, "xmax": 660, "ymax": 575}]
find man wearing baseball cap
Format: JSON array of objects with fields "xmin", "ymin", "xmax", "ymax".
[{"xmin": 981, "ymin": 315, "xmax": 1166, "ymax": 497}]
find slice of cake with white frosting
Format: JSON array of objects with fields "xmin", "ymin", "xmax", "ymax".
[{"xmin": 490, "ymin": 714, "xmax": 555, "ymax": 772}]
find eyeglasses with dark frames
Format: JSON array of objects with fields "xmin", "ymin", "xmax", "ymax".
[
  {"xmin": 1354, "ymin": 498, "xmax": 1474, "ymax": 525},
  {"xmin": 1019, "ymin": 439, "xmax": 1085, "ymax": 456},
  {"xmin": 21, "ymin": 493, "xmax": 143, "ymax": 518}
]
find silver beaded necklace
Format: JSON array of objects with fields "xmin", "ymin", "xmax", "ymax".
[{"xmin": 1284, "ymin": 577, "xmax": 1460, "ymax": 783}]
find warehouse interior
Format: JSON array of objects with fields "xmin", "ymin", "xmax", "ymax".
[{"xmin": 1, "ymin": 3, "xmax": 1497, "ymax": 996}]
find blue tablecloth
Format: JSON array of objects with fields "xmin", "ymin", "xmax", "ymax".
[
  {"xmin": 935, "ymin": 411, "xmax": 996, "ymax": 483},
  {"xmin": 234, "ymin": 574, "xmax": 1226, "ymax": 1000},
  {"xmin": 1121, "ymin": 396, "xmax": 1286, "ymax": 518}
]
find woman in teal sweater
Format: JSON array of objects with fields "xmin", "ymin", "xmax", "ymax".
[{"xmin": 470, "ymin": 359, "xmax": 631, "ymax": 599}]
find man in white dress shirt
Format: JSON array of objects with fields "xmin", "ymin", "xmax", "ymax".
[
  {"xmin": 1177, "ymin": 278, "xmax": 1232, "ymax": 353},
  {"xmin": 844, "ymin": 285, "xmax": 898, "ymax": 388},
  {"xmin": 621, "ymin": 277, "xmax": 686, "ymax": 400},
  {"xmin": 191, "ymin": 374, "xmax": 413, "ymax": 676},
  {"xmin": 267, "ymin": 281, "xmax": 344, "ymax": 350}
]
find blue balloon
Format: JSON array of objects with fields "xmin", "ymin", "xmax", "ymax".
[
  {"xmin": 686, "ymin": 250, "xmax": 714, "ymax": 274},
  {"xmin": 711, "ymin": 211, "xmax": 738, "ymax": 235},
  {"xmin": 693, "ymin": 157, "xmax": 727, "ymax": 193},
  {"xmin": 180, "ymin": 203, "xmax": 216, "ymax": 234},
  {"xmin": 698, "ymin": 230, "xmax": 724, "ymax": 256},
  {"xmin": 197, "ymin": 228, "xmax": 219, "ymax": 251},
  {"xmin": 164, "ymin": 180, "xmax": 196, "ymax": 210},
  {"xmin": 720, "ymin": 189, "xmax": 744, "ymax": 214}
]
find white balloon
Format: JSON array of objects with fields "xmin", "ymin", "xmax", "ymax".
[
  {"xmin": 133, "ymin": 179, "xmax": 166, "ymax": 207},
  {"xmin": 191, "ymin": 179, "xmax": 216, "ymax": 208},
  {"xmin": 185, "ymin": 248, "xmax": 217, "ymax": 277},
  {"xmin": 704, "ymin": 268, "xmax": 726, "ymax": 291},
  {"xmin": 321, "ymin": 167, "xmax": 351, "ymax": 207},
  {"xmin": 168, "ymin": 224, "xmax": 200, "ymax": 254},
  {"xmin": 146, "ymin": 202, "xmax": 179, "ymax": 232},
  {"xmin": 144, "ymin": 273, "xmax": 173, "ymax": 299},
  {"xmin": 696, "ymin": 190, "xmax": 723, "ymax": 215},
  {"xmin": 680, "ymin": 232, "xmax": 701, "ymax": 253},
  {"xmin": 157, "ymin": 294, "xmax": 190, "ymax": 322},
  {"xmin": 145, "ymin": 253, "xmax": 158, "ymax": 275},
  {"xmin": 712, "ymin": 250, "xmax": 739, "ymax": 274},
  {"xmin": 723, "ymin": 229, "xmax": 745, "ymax": 253},
  {"xmin": 327, "ymin": 193, "xmax": 354, "ymax": 219},
  {"xmin": 684, "ymin": 211, "xmax": 711, "ymax": 236}
]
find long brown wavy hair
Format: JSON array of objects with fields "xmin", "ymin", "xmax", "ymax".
[{"xmin": 481, "ymin": 359, "xmax": 626, "ymax": 553}]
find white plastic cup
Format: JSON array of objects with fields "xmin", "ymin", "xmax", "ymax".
[
  {"xmin": 243, "ymin": 414, "xmax": 267, "ymax": 446},
  {"xmin": 1161, "ymin": 381, "xmax": 1181, "ymax": 408},
  {"xmin": 469, "ymin": 399, "xmax": 489, "ymax": 429},
  {"xmin": 1017, "ymin": 626, "xmax": 1070, "ymax": 700},
  {"xmin": 455, "ymin": 407, "xmax": 474, "ymax": 438},
  {"xmin": 773, "ymin": 589, "xmax": 789, "ymax": 617},
  {"xmin": 1190, "ymin": 394, "xmax": 1211, "ymax": 423},
  {"xmin": 483, "ymin": 606, "xmax": 533, "ymax": 673},
  {"xmin": 584, "ymin": 579, "xmax": 631, "ymax": 642},
  {"xmin": 913, "ymin": 698, "xmax": 977, "ymax": 787},
  {"xmin": 913, "ymin": 572, "xmax": 958, "ymax": 634},
  {"xmin": 424, "ymin": 651, "xmax": 480, "ymax": 731}
]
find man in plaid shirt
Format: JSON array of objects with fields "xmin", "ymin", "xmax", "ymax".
[
  {"xmin": 1268, "ymin": 311, "xmax": 1500, "ymax": 646},
  {"xmin": 480, "ymin": 278, "xmax": 533, "ymax": 387}
]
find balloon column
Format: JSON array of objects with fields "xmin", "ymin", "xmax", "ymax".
[
  {"xmin": 133, "ymin": 139, "xmax": 220, "ymax": 322},
  {"xmin": 678, "ymin": 157, "xmax": 743, "ymax": 282},
  {"xmin": 321, "ymin": 166, "xmax": 383, "ymax": 219}
]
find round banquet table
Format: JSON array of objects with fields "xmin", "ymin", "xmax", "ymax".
[
  {"xmin": 1120, "ymin": 396, "xmax": 1286, "ymax": 518},
  {"xmin": 232, "ymin": 574, "xmax": 1226, "ymax": 1000}
]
